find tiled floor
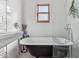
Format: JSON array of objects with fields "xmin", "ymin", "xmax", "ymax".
[{"xmin": 19, "ymin": 51, "xmax": 35, "ymax": 58}]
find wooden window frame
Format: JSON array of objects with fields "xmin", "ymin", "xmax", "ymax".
[{"xmin": 37, "ymin": 4, "xmax": 50, "ymax": 23}]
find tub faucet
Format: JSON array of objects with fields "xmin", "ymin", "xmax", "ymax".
[{"xmin": 65, "ymin": 24, "xmax": 73, "ymax": 42}]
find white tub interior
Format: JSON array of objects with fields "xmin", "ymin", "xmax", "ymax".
[{"xmin": 20, "ymin": 37, "xmax": 73, "ymax": 46}]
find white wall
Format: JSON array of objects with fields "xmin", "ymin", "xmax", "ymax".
[
  {"xmin": 7, "ymin": 0, "xmax": 22, "ymax": 32},
  {"xmin": 23, "ymin": 0, "xmax": 67, "ymax": 37},
  {"xmin": 67, "ymin": 0, "xmax": 79, "ymax": 58}
]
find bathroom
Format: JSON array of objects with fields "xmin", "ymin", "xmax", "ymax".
[{"xmin": 0, "ymin": 0, "xmax": 79, "ymax": 58}]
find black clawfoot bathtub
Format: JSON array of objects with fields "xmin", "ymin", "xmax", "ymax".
[{"xmin": 20, "ymin": 37, "xmax": 73, "ymax": 58}]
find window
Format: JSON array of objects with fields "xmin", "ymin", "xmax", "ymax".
[
  {"xmin": 0, "ymin": 0, "xmax": 6, "ymax": 32},
  {"xmin": 37, "ymin": 4, "xmax": 50, "ymax": 23}
]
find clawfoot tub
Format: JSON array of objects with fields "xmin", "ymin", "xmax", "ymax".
[{"xmin": 20, "ymin": 37, "xmax": 73, "ymax": 58}]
